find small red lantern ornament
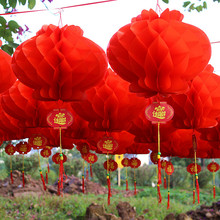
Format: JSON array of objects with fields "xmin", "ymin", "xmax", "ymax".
[
  {"xmin": 150, "ymin": 152, "xmax": 159, "ymax": 164},
  {"xmin": 77, "ymin": 141, "xmax": 90, "ymax": 156},
  {"xmin": 16, "ymin": 142, "xmax": 31, "ymax": 187},
  {"xmin": 207, "ymin": 161, "xmax": 220, "ymax": 199},
  {"xmin": 5, "ymin": 144, "xmax": 16, "ymax": 184},
  {"xmin": 84, "ymin": 153, "xmax": 98, "ymax": 179},
  {"xmin": 97, "ymin": 136, "xmax": 119, "ymax": 154},
  {"xmin": 52, "ymin": 152, "xmax": 67, "ymax": 164},
  {"xmin": 29, "ymin": 134, "xmax": 47, "ymax": 150},
  {"xmin": 165, "ymin": 161, "xmax": 174, "ymax": 210},
  {"xmin": 41, "ymin": 147, "xmax": 52, "ymax": 181},
  {"xmin": 146, "ymin": 102, "xmax": 174, "ymax": 194},
  {"xmin": 161, "ymin": 160, "xmax": 168, "ymax": 189},
  {"xmin": 130, "ymin": 157, "xmax": 141, "ymax": 196},
  {"xmin": 121, "ymin": 158, "xmax": 130, "ymax": 191}
]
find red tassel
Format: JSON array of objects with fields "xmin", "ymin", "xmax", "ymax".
[
  {"xmin": 22, "ymin": 171, "xmax": 25, "ymax": 187},
  {"xmin": 82, "ymin": 175, "xmax": 85, "ymax": 193},
  {"xmin": 86, "ymin": 169, "xmax": 89, "ymax": 181},
  {"xmin": 57, "ymin": 180, "xmax": 60, "ymax": 196},
  {"xmin": 59, "ymin": 154, "xmax": 66, "ymax": 194},
  {"xmin": 167, "ymin": 192, "xmax": 170, "ymax": 209},
  {"xmin": 90, "ymin": 164, "xmax": 93, "ymax": 178},
  {"xmin": 107, "ymin": 175, "xmax": 111, "ymax": 205},
  {"xmin": 164, "ymin": 177, "xmax": 167, "ymax": 189},
  {"xmin": 158, "ymin": 157, "xmax": 162, "ymax": 184},
  {"xmin": 193, "ymin": 189, "xmax": 195, "ymax": 204},
  {"xmin": 126, "ymin": 179, "xmax": 129, "ymax": 191},
  {"xmin": 157, "ymin": 184, "xmax": 162, "ymax": 204},
  {"xmin": 196, "ymin": 176, "xmax": 200, "ymax": 204},
  {"xmin": 213, "ymin": 186, "xmax": 216, "ymax": 199},
  {"xmin": 10, "ymin": 170, "xmax": 13, "ymax": 184},
  {"xmin": 47, "ymin": 163, "xmax": 50, "ymax": 173},
  {"xmin": 40, "ymin": 171, "xmax": 46, "ymax": 191},
  {"xmin": 46, "ymin": 171, "xmax": 48, "ymax": 184},
  {"xmin": 134, "ymin": 180, "xmax": 137, "ymax": 195}
]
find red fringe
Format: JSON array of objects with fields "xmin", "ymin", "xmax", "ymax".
[
  {"xmin": 196, "ymin": 178, "xmax": 200, "ymax": 204},
  {"xmin": 86, "ymin": 169, "xmax": 89, "ymax": 181},
  {"xmin": 10, "ymin": 171, "xmax": 13, "ymax": 184},
  {"xmin": 47, "ymin": 163, "xmax": 50, "ymax": 173},
  {"xmin": 57, "ymin": 180, "xmax": 60, "ymax": 196},
  {"xmin": 40, "ymin": 172, "xmax": 46, "ymax": 191},
  {"xmin": 46, "ymin": 172, "xmax": 48, "ymax": 184},
  {"xmin": 82, "ymin": 175, "xmax": 85, "ymax": 193},
  {"xmin": 157, "ymin": 184, "xmax": 162, "ymax": 204},
  {"xmin": 193, "ymin": 190, "xmax": 195, "ymax": 204},
  {"xmin": 59, "ymin": 158, "xmax": 64, "ymax": 191},
  {"xmin": 158, "ymin": 158, "xmax": 162, "ymax": 184},
  {"xmin": 126, "ymin": 179, "xmax": 129, "ymax": 191},
  {"xmin": 22, "ymin": 171, "xmax": 25, "ymax": 187},
  {"xmin": 90, "ymin": 164, "xmax": 93, "ymax": 178},
  {"xmin": 213, "ymin": 186, "xmax": 216, "ymax": 199},
  {"xmin": 164, "ymin": 177, "xmax": 167, "ymax": 189},
  {"xmin": 134, "ymin": 181, "xmax": 137, "ymax": 195},
  {"xmin": 107, "ymin": 177, "xmax": 111, "ymax": 205},
  {"xmin": 167, "ymin": 192, "xmax": 170, "ymax": 209}
]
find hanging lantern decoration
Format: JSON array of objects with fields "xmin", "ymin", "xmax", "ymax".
[
  {"xmin": 84, "ymin": 153, "xmax": 98, "ymax": 178},
  {"xmin": 121, "ymin": 158, "xmax": 131, "ymax": 191},
  {"xmin": 12, "ymin": 24, "xmax": 108, "ymax": 102},
  {"xmin": 150, "ymin": 151, "xmax": 159, "ymax": 164},
  {"xmin": 41, "ymin": 147, "xmax": 52, "ymax": 184},
  {"xmin": 165, "ymin": 161, "xmax": 174, "ymax": 209},
  {"xmin": 107, "ymin": 8, "xmax": 211, "ymax": 98},
  {"xmin": 161, "ymin": 159, "xmax": 168, "ymax": 189},
  {"xmin": 187, "ymin": 163, "xmax": 202, "ymax": 204},
  {"xmin": 47, "ymin": 109, "xmax": 73, "ymax": 195},
  {"xmin": 130, "ymin": 157, "xmax": 141, "ymax": 196},
  {"xmin": 52, "ymin": 152, "xmax": 67, "ymax": 164},
  {"xmin": 207, "ymin": 161, "xmax": 220, "ymax": 199},
  {"xmin": 0, "ymin": 40, "xmax": 17, "ymax": 94},
  {"xmin": 103, "ymin": 159, "xmax": 118, "ymax": 205},
  {"xmin": 5, "ymin": 144, "xmax": 16, "ymax": 184},
  {"xmin": 97, "ymin": 136, "xmax": 119, "ymax": 154},
  {"xmin": 16, "ymin": 142, "xmax": 31, "ymax": 187}
]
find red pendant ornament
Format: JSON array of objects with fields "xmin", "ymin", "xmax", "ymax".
[
  {"xmin": 165, "ymin": 162, "xmax": 174, "ymax": 209},
  {"xmin": 121, "ymin": 158, "xmax": 131, "ymax": 191},
  {"xmin": 28, "ymin": 134, "xmax": 47, "ymax": 150},
  {"xmin": 84, "ymin": 153, "xmax": 98, "ymax": 178},
  {"xmin": 97, "ymin": 136, "xmax": 119, "ymax": 154},
  {"xmin": 5, "ymin": 144, "xmax": 16, "ymax": 184},
  {"xmin": 52, "ymin": 152, "xmax": 67, "ymax": 164},
  {"xmin": 207, "ymin": 161, "xmax": 220, "ymax": 199},
  {"xmin": 130, "ymin": 158, "xmax": 141, "ymax": 196},
  {"xmin": 40, "ymin": 148, "xmax": 52, "ymax": 158},
  {"xmin": 12, "ymin": 24, "xmax": 108, "ymax": 101},
  {"xmin": 161, "ymin": 160, "xmax": 168, "ymax": 189}
]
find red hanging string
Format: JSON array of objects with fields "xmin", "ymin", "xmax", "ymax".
[
  {"xmin": 86, "ymin": 169, "xmax": 89, "ymax": 181},
  {"xmin": 59, "ymin": 154, "xmax": 64, "ymax": 191},
  {"xmin": 158, "ymin": 157, "xmax": 162, "ymax": 184},
  {"xmin": 213, "ymin": 186, "xmax": 216, "ymax": 199},
  {"xmin": 193, "ymin": 189, "xmax": 195, "ymax": 204},
  {"xmin": 157, "ymin": 184, "xmax": 162, "ymax": 204},
  {"xmin": 57, "ymin": 180, "xmax": 60, "ymax": 196},
  {"xmin": 46, "ymin": 171, "xmax": 48, "ymax": 184},
  {"xmin": 107, "ymin": 174, "xmax": 111, "ymax": 205},
  {"xmin": 82, "ymin": 175, "xmax": 85, "ymax": 193},
  {"xmin": 164, "ymin": 177, "xmax": 167, "ymax": 189},
  {"xmin": 167, "ymin": 192, "xmax": 170, "ymax": 209},
  {"xmin": 10, "ymin": 170, "xmax": 13, "ymax": 184},
  {"xmin": 40, "ymin": 170, "xmax": 46, "ymax": 191},
  {"xmin": 90, "ymin": 164, "xmax": 93, "ymax": 178},
  {"xmin": 22, "ymin": 170, "xmax": 25, "ymax": 187},
  {"xmin": 196, "ymin": 175, "xmax": 200, "ymax": 204},
  {"xmin": 126, "ymin": 179, "xmax": 129, "ymax": 191}
]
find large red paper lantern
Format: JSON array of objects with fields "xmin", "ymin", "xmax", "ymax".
[
  {"xmin": 12, "ymin": 24, "xmax": 108, "ymax": 101},
  {"xmin": 107, "ymin": 9, "xmax": 211, "ymax": 97}
]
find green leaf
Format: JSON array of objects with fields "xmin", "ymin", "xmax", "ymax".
[
  {"xmin": 8, "ymin": 41, "xmax": 19, "ymax": 48},
  {"xmin": 183, "ymin": 1, "xmax": 191, "ymax": 7},
  {"xmin": 8, "ymin": 20, "xmax": 20, "ymax": 33},
  {"xmin": 196, "ymin": 5, "xmax": 203, "ymax": 12},
  {"xmin": 28, "ymin": 0, "xmax": 36, "ymax": 9},
  {"xmin": 19, "ymin": 0, "xmax": 27, "ymax": 5},
  {"xmin": 0, "ymin": 0, "xmax": 7, "ymax": 9},
  {"xmin": 1, "ymin": 44, "xmax": 14, "ymax": 55},
  {"xmin": 162, "ymin": 0, "xmax": 169, "ymax": 3},
  {"xmin": 9, "ymin": 0, "xmax": 17, "ymax": 8},
  {"xmin": 203, "ymin": 1, "xmax": 207, "ymax": 9},
  {"xmin": 0, "ymin": 16, "xmax": 7, "ymax": 26}
]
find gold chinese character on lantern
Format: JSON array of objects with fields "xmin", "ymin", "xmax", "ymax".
[
  {"xmin": 45, "ymin": 150, "xmax": 49, "ymax": 156},
  {"xmin": 167, "ymin": 165, "xmax": 172, "ymax": 173},
  {"xmin": 8, "ymin": 147, "xmax": 14, "ymax": 153},
  {"xmin": 20, "ymin": 145, "xmax": 27, "ymax": 152},
  {"xmin": 153, "ymin": 106, "xmax": 166, "ymax": 119},
  {"xmin": 54, "ymin": 113, "xmax": 67, "ymax": 125},
  {"xmin": 33, "ymin": 137, "xmax": 42, "ymax": 146},
  {"xmin": 110, "ymin": 162, "xmax": 115, "ymax": 170},
  {"xmin": 210, "ymin": 164, "xmax": 216, "ymax": 171},
  {"xmin": 131, "ymin": 161, "xmax": 138, "ymax": 167},
  {"xmin": 89, "ymin": 155, "xmax": 94, "ymax": 162},
  {"xmin": 103, "ymin": 140, "xmax": 113, "ymax": 151}
]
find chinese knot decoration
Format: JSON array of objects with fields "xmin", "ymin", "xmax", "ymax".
[
  {"xmin": 5, "ymin": 144, "xmax": 16, "ymax": 184},
  {"xmin": 207, "ymin": 161, "xmax": 220, "ymax": 199},
  {"xmin": 165, "ymin": 161, "xmax": 174, "ymax": 210},
  {"xmin": 121, "ymin": 158, "xmax": 130, "ymax": 191},
  {"xmin": 28, "ymin": 134, "xmax": 47, "ymax": 150},
  {"xmin": 97, "ymin": 136, "xmax": 119, "ymax": 154}
]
